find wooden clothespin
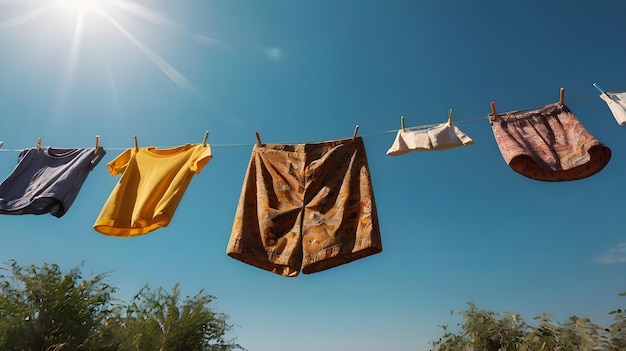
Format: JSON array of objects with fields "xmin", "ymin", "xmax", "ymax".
[
  {"xmin": 352, "ymin": 125, "xmax": 359, "ymax": 141},
  {"xmin": 447, "ymin": 108, "xmax": 453, "ymax": 125},
  {"xmin": 255, "ymin": 131, "xmax": 262, "ymax": 146},
  {"xmin": 559, "ymin": 87, "xmax": 565, "ymax": 106},
  {"xmin": 593, "ymin": 82, "xmax": 608, "ymax": 96},
  {"xmin": 95, "ymin": 135, "xmax": 100, "ymax": 154},
  {"xmin": 202, "ymin": 131, "xmax": 209, "ymax": 147},
  {"xmin": 36, "ymin": 137, "xmax": 41, "ymax": 151},
  {"xmin": 490, "ymin": 101, "xmax": 498, "ymax": 118},
  {"xmin": 400, "ymin": 116, "xmax": 405, "ymax": 132},
  {"xmin": 134, "ymin": 135, "xmax": 139, "ymax": 152}
]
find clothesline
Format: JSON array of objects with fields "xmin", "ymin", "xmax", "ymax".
[
  {"xmin": 0, "ymin": 90, "xmax": 608, "ymax": 152},
  {"xmin": 0, "ymin": 83, "xmax": 621, "ymax": 278}
]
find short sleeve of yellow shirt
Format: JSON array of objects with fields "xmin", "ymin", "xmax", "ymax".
[{"xmin": 94, "ymin": 143, "xmax": 212, "ymax": 237}]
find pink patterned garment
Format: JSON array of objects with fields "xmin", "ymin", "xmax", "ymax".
[{"xmin": 489, "ymin": 103, "xmax": 611, "ymax": 182}]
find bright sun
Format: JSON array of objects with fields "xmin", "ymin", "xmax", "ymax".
[
  {"xmin": 0, "ymin": 0, "xmax": 205, "ymax": 94},
  {"xmin": 56, "ymin": 0, "xmax": 105, "ymax": 13}
]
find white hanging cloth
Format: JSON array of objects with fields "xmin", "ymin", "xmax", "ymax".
[
  {"xmin": 386, "ymin": 122, "xmax": 474, "ymax": 156},
  {"xmin": 599, "ymin": 90, "xmax": 626, "ymax": 126}
]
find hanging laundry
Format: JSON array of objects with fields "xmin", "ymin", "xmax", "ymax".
[
  {"xmin": 386, "ymin": 122, "xmax": 474, "ymax": 156},
  {"xmin": 489, "ymin": 102, "xmax": 611, "ymax": 182},
  {"xmin": 227, "ymin": 136, "xmax": 382, "ymax": 277},
  {"xmin": 0, "ymin": 147, "xmax": 106, "ymax": 218},
  {"xmin": 93, "ymin": 143, "xmax": 212, "ymax": 237},
  {"xmin": 598, "ymin": 90, "xmax": 626, "ymax": 125}
]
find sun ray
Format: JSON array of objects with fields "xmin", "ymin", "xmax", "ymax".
[
  {"xmin": 0, "ymin": 3, "xmax": 56, "ymax": 28},
  {"xmin": 111, "ymin": 0, "xmax": 221, "ymax": 47},
  {"xmin": 100, "ymin": 10, "xmax": 193, "ymax": 90},
  {"xmin": 194, "ymin": 33, "xmax": 222, "ymax": 46},
  {"xmin": 111, "ymin": 0, "xmax": 180, "ymax": 30},
  {"xmin": 50, "ymin": 2, "xmax": 90, "ymax": 120},
  {"xmin": 107, "ymin": 63, "xmax": 119, "ymax": 103},
  {"xmin": 2, "ymin": 0, "xmax": 201, "ymax": 95},
  {"xmin": 68, "ymin": 10, "xmax": 86, "ymax": 69}
]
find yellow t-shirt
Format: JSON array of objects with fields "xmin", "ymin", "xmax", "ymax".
[{"xmin": 94, "ymin": 143, "xmax": 212, "ymax": 237}]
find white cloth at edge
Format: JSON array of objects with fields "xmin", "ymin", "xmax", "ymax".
[
  {"xmin": 386, "ymin": 122, "xmax": 474, "ymax": 156},
  {"xmin": 599, "ymin": 91, "xmax": 626, "ymax": 126}
]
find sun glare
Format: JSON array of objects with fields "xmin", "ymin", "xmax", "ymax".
[
  {"xmin": 56, "ymin": 0, "xmax": 105, "ymax": 14},
  {"xmin": 0, "ymin": 0, "xmax": 205, "ymax": 100}
]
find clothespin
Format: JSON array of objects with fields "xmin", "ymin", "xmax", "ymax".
[
  {"xmin": 95, "ymin": 135, "xmax": 100, "ymax": 154},
  {"xmin": 202, "ymin": 131, "xmax": 209, "ymax": 147},
  {"xmin": 447, "ymin": 108, "xmax": 453, "ymax": 125},
  {"xmin": 36, "ymin": 137, "xmax": 41, "ymax": 151},
  {"xmin": 134, "ymin": 135, "xmax": 139, "ymax": 152},
  {"xmin": 593, "ymin": 82, "xmax": 608, "ymax": 96},
  {"xmin": 559, "ymin": 87, "xmax": 565, "ymax": 106},
  {"xmin": 352, "ymin": 125, "xmax": 359, "ymax": 141},
  {"xmin": 490, "ymin": 101, "xmax": 498, "ymax": 118},
  {"xmin": 400, "ymin": 116, "xmax": 405, "ymax": 132},
  {"xmin": 255, "ymin": 131, "xmax": 262, "ymax": 146}
]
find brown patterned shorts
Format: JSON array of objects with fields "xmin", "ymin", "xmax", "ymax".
[
  {"xmin": 227, "ymin": 137, "xmax": 382, "ymax": 277},
  {"xmin": 489, "ymin": 103, "xmax": 611, "ymax": 181}
]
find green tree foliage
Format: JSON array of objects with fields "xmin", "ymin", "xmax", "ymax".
[
  {"xmin": 0, "ymin": 260, "xmax": 115, "ymax": 351},
  {"xmin": 0, "ymin": 261, "xmax": 244, "ymax": 351},
  {"xmin": 106, "ymin": 284, "xmax": 243, "ymax": 351},
  {"xmin": 431, "ymin": 294, "xmax": 626, "ymax": 351}
]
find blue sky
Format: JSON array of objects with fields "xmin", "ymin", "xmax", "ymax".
[{"xmin": 1, "ymin": 1, "xmax": 625, "ymax": 350}]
